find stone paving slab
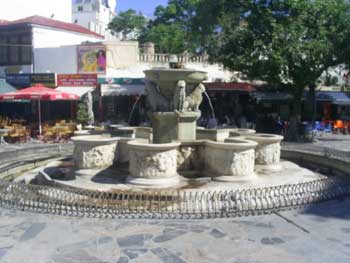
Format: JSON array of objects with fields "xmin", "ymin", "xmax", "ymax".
[{"xmin": 0, "ymin": 198, "xmax": 349, "ymax": 263}]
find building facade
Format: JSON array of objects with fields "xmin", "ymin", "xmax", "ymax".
[
  {"xmin": 72, "ymin": 0, "xmax": 118, "ymax": 40},
  {"xmin": 0, "ymin": 16, "xmax": 104, "ymax": 77}
]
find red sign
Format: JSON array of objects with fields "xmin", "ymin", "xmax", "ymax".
[{"xmin": 57, "ymin": 74, "xmax": 97, "ymax": 86}]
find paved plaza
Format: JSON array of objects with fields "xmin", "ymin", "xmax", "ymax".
[
  {"xmin": 0, "ymin": 198, "xmax": 349, "ymax": 263},
  {"xmin": 0, "ymin": 136, "xmax": 350, "ymax": 263}
]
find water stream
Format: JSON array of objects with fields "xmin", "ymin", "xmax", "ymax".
[
  {"xmin": 204, "ymin": 91, "xmax": 216, "ymax": 119},
  {"xmin": 128, "ymin": 96, "xmax": 141, "ymax": 125}
]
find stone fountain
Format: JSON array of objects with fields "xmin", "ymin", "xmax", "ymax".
[{"xmin": 70, "ymin": 64, "xmax": 288, "ymax": 189}]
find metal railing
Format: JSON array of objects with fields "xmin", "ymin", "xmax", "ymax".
[{"xmin": 0, "ymin": 177, "xmax": 349, "ymax": 219}]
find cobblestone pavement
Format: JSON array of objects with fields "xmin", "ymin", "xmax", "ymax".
[{"xmin": 0, "ymin": 198, "xmax": 349, "ymax": 263}]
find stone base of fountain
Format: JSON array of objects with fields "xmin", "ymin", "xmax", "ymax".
[{"xmin": 126, "ymin": 175, "xmax": 181, "ymax": 188}]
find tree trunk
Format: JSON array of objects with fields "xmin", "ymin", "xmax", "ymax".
[
  {"xmin": 286, "ymin": 90, "xmax": 303, "ymax": 142},
  {"xmin": 309, "ymin": 83, "xmax": 316, "ymax": 124}
]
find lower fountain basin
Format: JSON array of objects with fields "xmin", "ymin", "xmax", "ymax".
[
  {"xmin": 126, "ymin": 140, "xmax": 181, "ymax": 187},
  {"xmin": 205, "ymin": 139, "xmax": 257, "ymax": 180},
  {"xmin": 229, "ymin": 129, "xmax": 256, "ymax": 137},
  {"xmin": 197, "ymin": 128, "xmax": 234, "ymax": 141},
  {"xmin": 245, "ymin": 133, "xmax": 284, "ymax": 170},
  {"xmin": 71, "ymin": 135, "xmax": 120, "ymax": 169}
]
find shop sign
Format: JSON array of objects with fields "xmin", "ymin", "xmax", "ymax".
[
  {"xmin": 98, "ymin": 77, "xmax": 144, "ymax": 85},
  {"xmin": 30, "ymin": 74, "xmax": 56, "ymax": 87},
  {"xmin": 77, "ymin": 45, "xmax": 106, "ymax": 74},
  {"xmin": 57, "ymin": 74, "xmax": 97, "ymax": 86},
  {"xmin": 6, "ymin": 73, "xmax": 56, "ymax": 88}
]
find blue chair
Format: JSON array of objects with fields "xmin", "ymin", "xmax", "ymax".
[{"xmin": 323, "ymin": 123, "xmax": 332, "ymax": 134}]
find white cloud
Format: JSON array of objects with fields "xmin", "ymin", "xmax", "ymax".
[{"xmin": 0, "ymin": 0, "xmax": 72, "ymax": 22}]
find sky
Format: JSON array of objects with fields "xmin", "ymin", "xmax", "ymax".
[
  {"xmin": 0, "ymin": 0, "xmax": 72, "ymax": 22},
  {"xmin": 116, "ymin": 0, "xmax": 169, "ymax": 17}
]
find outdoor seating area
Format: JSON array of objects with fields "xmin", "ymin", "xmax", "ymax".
[
  {"xmin": 41, "ymin": 120, "xmax": 77, "ymax": 142},
  {"xmin": 307, "ymin": 120, "xmax": 350, "ymax": 136},
  {"xmin": 0, "ymin": 116, "xmax": 77, "ymax": 144}
]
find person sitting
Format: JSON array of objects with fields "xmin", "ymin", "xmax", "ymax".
[{"xmin": 207, "ymin": 116, "xmax": 218, "ymax": 129}]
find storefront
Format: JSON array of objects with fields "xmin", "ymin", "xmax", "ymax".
[
  {"xmin": 98, "ymin": 78, "xmax": 145, "ymax": 124},
  {"xmin": 203, "ymin": 82, "xmax": 256, "ymax": 126},
  {"xmin": 251, "ymin": 91, "xmax": 293, "ymax": 133},
  {"xmin": 314, "ymin": 91, "xmax": 350, "ymax": 121},
  {"xmin": 56, "ymin": 74, "xmax": 97, "ymax": 120}
]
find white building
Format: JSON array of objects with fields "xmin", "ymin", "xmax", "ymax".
[
  {"xmin": 0, "ymin": 15, "xmax": 104, "ymax": 77},
  {"xmin": 0, "ymin": 0, "xmax": 72, "ymax": 22},
  {"xmin": 72, "ymin": 0, "xmax": 118, "ymax": 40}
]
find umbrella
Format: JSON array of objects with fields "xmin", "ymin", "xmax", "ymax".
[{"xmin": 0, "ymin": 84, "xmax": 79, "ymax": 135}]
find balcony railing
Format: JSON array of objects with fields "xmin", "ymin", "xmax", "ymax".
[{"xmin": 139, "ymin": 53, "xmax": 209, "ymax": 63}]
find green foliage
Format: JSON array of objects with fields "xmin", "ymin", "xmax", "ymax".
[
  {"xmin": 76, "ymin": 103, "xmax": 89, "ymax": 125},
  {"xmin": 139, "ymin": 0, "xmax": 204, "ymax": 53},
  {"xmin": 108, "ymin": 9, "xmax": 147, "ymax": 40},
  {"xmin": 206, "ymin": 0, "xmax": 350, "ymax": 105}
]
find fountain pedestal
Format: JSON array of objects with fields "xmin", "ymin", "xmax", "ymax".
[
  {"xmin": 151, "ymin": 112, "xmax": 200, "ymax": 143},
  {"xmin": 176, "ymin": 111, "xmax": 200, "ymax": 142}
]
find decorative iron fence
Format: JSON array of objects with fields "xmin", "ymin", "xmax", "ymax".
[{"xmin": 0, "ymin": 177, "xmax": 349, "ymax": 219}]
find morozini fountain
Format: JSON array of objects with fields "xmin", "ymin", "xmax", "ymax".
[
  {"xmin": 7, "ymin": 60, "xmax": 347, "ymax": 220},
  {"xmin": 44, "ymin": 61, "xmax": 319, "ymax": 193}
]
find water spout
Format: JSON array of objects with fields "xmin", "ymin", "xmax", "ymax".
[
  {"xmin": 128, "ymin": 96, "xmax": 141, "ymax": 125},
  {"xmin": 203, "ymin": 91, "xmax": 216, "ymax": 119}
]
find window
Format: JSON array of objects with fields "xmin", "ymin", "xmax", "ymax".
[
  {"xmin": 20, "ymin": 35, "xmax": 31, "ymax": 64},
  {"xmin": 0, "ymin": 32, "xmax": 32, "ymax": 65},
  {"xmin": 0, "ymin": 36, "xmax": 6, "ymax": 64},
  {"xmin": 9, "ymin": 36, "xmax": 19, "ymax": 64},
  {"xmin": 77, "ymin": 6, "xmax": 83, "ymax": 12}
]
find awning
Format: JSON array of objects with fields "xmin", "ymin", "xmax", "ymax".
[
  {"xmin": 56, "ymin": 86, "xmax": 94, "ymax": 98},
  {"xmin": 0, "ymin": 79, "xmax": 16, "ymax": 94},
  {"xmin": 101, "ymin": 84, "xmax": 145, "ymax": 96},
  {"xmin": 316, "ymin": 91, "xmax": 350, "ymax": 105},
  {"xmin": 204, "ymin": 82, "xmax": 256, "ymax": 92},
  {"xmin": 252, "ymin": 92, "xmax": 293, "ymax": 102}
]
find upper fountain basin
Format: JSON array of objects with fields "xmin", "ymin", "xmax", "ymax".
[{"xmin": 144, "ymin": 68, "xmax": 208, "ymax": 85}]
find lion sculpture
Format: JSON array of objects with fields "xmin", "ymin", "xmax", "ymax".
[
  {"xmin": 173, "ymin": 80, "xmax": 187, "ymax": 112},
  {"xmin": 183, "ymin": 83, "xmax": 206, "ymax": 112}
]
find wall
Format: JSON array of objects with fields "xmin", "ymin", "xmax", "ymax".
[
  {"xmin": 0, "ymin": 0, "xmax": 72, "ymax": 22},
  {"xmin": 105, "ymin": 41, "xmax": 139, "ymax": 70},
  {"xmin": 33, "ymin": 46, "xmax": 77, "ymax": 74},
  {"xmin": 72, "ymin": 12, "xmax": 97, "ymax": 31},
  {"xmin": 32, "ymin": 26, "xmax": 103, "ymax": 48}
]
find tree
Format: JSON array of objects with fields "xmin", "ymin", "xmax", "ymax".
[
  {"xmin": 139, "ymin": 0, "xmax": 206, "ymax": 53},
  {"xmin": 108, "ymin": 9, "xmax": 147, "ymax": 40},
  {"xmin": 202, "ymin": 0, "xmax": 350, "ymax": 140},
  {"xmin": 140, "ymin": 23, "xmax": 187, "ymax": 54},
  {"xmin": 76, "ymin": 103, "xmax": 89, "ymax": 126}
]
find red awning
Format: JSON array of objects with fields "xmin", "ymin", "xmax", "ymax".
[
  {"xmin": 204, "ymin": 82, "xmax": 256, "ymax": 92},
  {"xmin": 0, "ymin": 84, "xmax": 79, "ymax": 101}
]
